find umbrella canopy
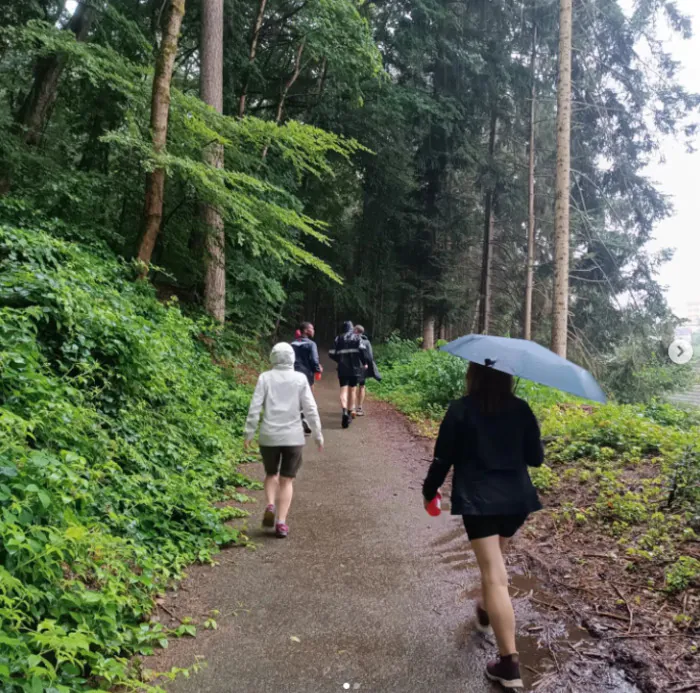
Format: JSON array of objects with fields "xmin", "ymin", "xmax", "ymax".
[{"xmin": 440, "ymin": 334, "xmax": 607, "ymax": 404}]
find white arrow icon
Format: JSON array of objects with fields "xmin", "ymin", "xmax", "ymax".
[{"xmin": 668, "ymin": 339, "xmax": 693, "ymax": 365}]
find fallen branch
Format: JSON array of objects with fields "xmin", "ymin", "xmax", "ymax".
[
  {"xmin": 604, "ymin": 632, "xmax": 691, "ymax": 641},
  {"xmin": 612, "ymin": 583, "xmax": 633, "ymax": 634}
]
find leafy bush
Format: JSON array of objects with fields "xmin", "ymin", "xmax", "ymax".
[
  {"xmin": 0, "ymin": 226, "xmax": 257, "ymax": 691},
  {"xmin": 665, "ymin": 557, "xmax": 700, "ymax": 594},
  {"xmin": 530, "ymin": 465, "xmax": 559, "ymax": 492}
]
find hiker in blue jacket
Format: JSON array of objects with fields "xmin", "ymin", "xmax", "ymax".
[{"xmin": 291, "ymin": 322, "xmax": 322, "ymax": 435}]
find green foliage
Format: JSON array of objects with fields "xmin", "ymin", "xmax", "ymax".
[
  {"xmin": 602, "ymin": 345, "xmax": 695, "ymax": 404},
  {"xmin": 0, "ymin": 225, "xmax": 257, "ymax": 691},
  {"xmin": 530, "ymin": 465, "xmax": 559, "ymax": 492},
  {"xmin": 665, "ymin": 557, "xmax": 700, "ymax": 594}
]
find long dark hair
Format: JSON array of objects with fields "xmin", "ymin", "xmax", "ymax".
[{"xmin": 466, "ymin": 362, "xmax": 515, "ymax": 414}]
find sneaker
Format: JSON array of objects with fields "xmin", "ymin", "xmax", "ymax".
[
  {"xmin": 350, "ymin": 409, "xmax": 357, "ymax": 419},
  {"xmin": 356, "ymin": 407, "xmax": 365, "ymax": 416},
  {"xmin": 275, "ymin": 522, "xmax": 289, "ymax": 538},
  {"xmin": 486, "ymin": 654, "xmax": 523, "ymax": 689},
  {"xmin": 342, "ymin": 411, "xmax": 350, "ymax": 429},
  {"xmin": 262, "ymin": 504, "xmax": 276, "ymax": 528},
  {"xmin": 475, "ymin": 603, "xmax": 492, "ymax": 634}
]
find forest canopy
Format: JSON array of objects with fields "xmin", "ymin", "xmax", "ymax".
[{"xmin": 0, "ymin": 0, "xmax": 697, "ymax": 398}]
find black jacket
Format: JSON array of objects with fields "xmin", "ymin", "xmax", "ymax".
[
  {"xmin": 423, "ymin": 395, "xmax": 544, "ymax": 516},
  {"xmin": 291, "ymin": 336, "xmax": 320, "ymax": 384},
  {"xmin": 329, "ymin": 323, "xmax": 368, "ymax": 378},
  {"xmin": 360, "ymin": 335, "xmax": 382, "ymax": 382}
]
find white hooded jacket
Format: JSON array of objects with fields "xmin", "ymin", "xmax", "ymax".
[{"xmin": 244, "ymin": 343, "xmax": 323, "ymax": 447}]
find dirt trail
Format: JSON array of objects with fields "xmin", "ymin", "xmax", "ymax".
[{"xmin": 146, "ymin": 371, "xmax": 638, "ymax": 692}]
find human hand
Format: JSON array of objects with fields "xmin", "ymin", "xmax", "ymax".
[
  {"xmin": 243, "ymin": 439, "xmax": 252, "ymax": 450},
  {"xmin": 316, "ymin": 439, "xmax": 324, "ymax": 452}
]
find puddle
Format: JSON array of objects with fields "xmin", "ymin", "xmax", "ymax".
[{"xmin": 442, "ymin": 544, "xmax": 641, "ymax": 692}]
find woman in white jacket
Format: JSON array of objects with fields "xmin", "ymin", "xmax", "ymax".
[{"xmin": 244, "ymin": 343, "xmax": 323, "ymax": 538}]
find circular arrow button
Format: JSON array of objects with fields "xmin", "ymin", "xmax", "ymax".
[{"xmin": 668, "ymin": 339, "xmax": 693, "ymax": 365}]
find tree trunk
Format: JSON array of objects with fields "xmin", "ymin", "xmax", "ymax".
[
  {"xmin": 16, "ymin": 1, "xmax": 95, "ymax": 146},
  {"xmin": 137, "ymin": 0, "xmax": 186, "ymax": 266},
  {"xmin": 478, "ymin": 191, "xmax": 495, "ymax": 335},
  {"xmin": 422, "ymin": 309, "xmax": 435, "ymax": 350},
  {"xmin": 201, "ymin": 0, "xmax": 226, "ymax": 323},
  {"xmin": 551, "ymin": 0, "xmax": 573, "ymax": 357},
  {"xmin": 261, "ymin": 41, "xmax": 305, "ymax": 159},
  {"xmin": 239, "ymin": 0, "xmax": 268, "ymax": 117},
  {"xmin": 478, "ymin": 110, "xmax": 498, "ymax": 335},
  {"xmin": 523, "ymin": 23, "xmax": 537, "ymax": 341}
]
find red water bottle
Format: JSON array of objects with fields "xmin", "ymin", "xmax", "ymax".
[
  {"xmin": 426, "ymin": 491, "xmax": 442, "ymax": 517},
  {"xmin": 314, "ymin": 372, "xmax": 322, "ymax": 382}
]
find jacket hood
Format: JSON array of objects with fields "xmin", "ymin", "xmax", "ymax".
[
  {"xmin": 342, "ymin": 320, "xmax": 354, "ymax": 333},
  {"xmin": 270, "ymin": 342, "xmax": 295, "ymax": 368}
]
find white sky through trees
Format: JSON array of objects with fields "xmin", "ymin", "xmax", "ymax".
[
  {"xmin": 65, "ymin": 0, "xmax": 697, "ymax": 316},
  {"xmin": 641, "ymin": 0, "xmax": 700, "ymax": 318}
]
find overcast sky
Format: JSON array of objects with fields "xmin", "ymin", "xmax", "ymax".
[{"xmin": 641, "ymin": 0, "xmax": 700, "ymax": 318}]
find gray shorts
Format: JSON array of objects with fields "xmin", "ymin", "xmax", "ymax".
[{"xmin": 260, "ymin": 446, "xmax": 304, "ymax": 478}]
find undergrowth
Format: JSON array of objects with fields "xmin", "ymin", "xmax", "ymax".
[
  {"xmin": 0, "ymin": 225, "xmax": 261, "ymax": 692},
  {"xmin": 370, "ymin": 338, "xmax": 700, "ymax": 608}
]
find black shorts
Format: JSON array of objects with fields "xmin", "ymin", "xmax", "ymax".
[
  {"xmin": 259, "ymin": 446, "xmax": 303, "ymax": 478},
  {"xmin": 462, "ymin": 514, "xmax": 528, "ymax": 541},
  {"xmin": 358, "ymin": 378, "xmax": 366, "ymax": 387},
  {"xmin": 339, "ymin": 376, "xmax": 359, "ymax": 388}
]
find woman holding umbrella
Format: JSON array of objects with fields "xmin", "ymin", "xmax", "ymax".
[
  {"xmin": 424, "ymin": 334, "xmax": 606, "ymax": 689},
  {"xmin": 423, "ymin": 362, "xmax": 544, "ymax": 689}
]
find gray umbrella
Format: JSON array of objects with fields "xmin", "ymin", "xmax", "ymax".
[{"xmin": 441, "ymin": 334, "xmax": 607, "ymax": 403}]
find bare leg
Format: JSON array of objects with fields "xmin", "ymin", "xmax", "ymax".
[
  {"xmin": 359, "ymin": 385, "xmax": 366, "ymax": 408},
  {"xmin": 471, "ymin": 535, "xmax": 517, "ymax": 656},
  {"xmin": 339, "ymin": 385, "xmax": 349, "ymax": 410},
  {"xmin": 277, "ymin": 476, "xmax": 294, "ymax": 524},
  {"xmin": 479, "ymin": 537, "xmax": 512, "ymax": 612},
  {"xmin": 348, "ymin": 386, "xmax": 357, "ymax": 412},
  {"xmin": 264, "ymin": 474, "xmax": 279, "ymax": 507}
]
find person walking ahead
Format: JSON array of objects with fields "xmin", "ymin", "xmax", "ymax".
[
  {"xmin": 245, "ymin": 343, "xmax": 323, "ymax": 538},
  {"xmin": 353, "ymin": 325, "xmax": 380, "ymax": 417},
  {"xmin": 291, "ymin": 322, "xmax": 322, "ymax": 387},
  {"xmin": 291, "ymin": 322, "xmax": 322, "ymax": 435},
  {"xmin": 422, "ymin": 362, "xmax": 544, "ymax": 690},
  {"xmin": 329, "ymin": 320, "xmax": 367, "ymax": 429}
]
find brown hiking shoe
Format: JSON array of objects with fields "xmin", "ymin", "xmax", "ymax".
[
  {"xmin": 486, "ymin": 654, "xmax": 523, "ymax": 689},
  {"xmin": 475, "ymin": 604, "xmax": 492, "ymax": 634}
]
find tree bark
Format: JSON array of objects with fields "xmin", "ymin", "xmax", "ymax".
[
  {"xmin": 201, "ymin": 0, "xmax": 226, "ymax": 323},
  {"xmin": 16, "ymin": 1, "xmax": 95, "ymax": 146},
  {"xmin": 478, "ymin": 110, "xmax": 498, "ymax": 335},
  {"xmin": 137, "ymin": 0, "xmax": 186, "ymax": 266},
  {"xmin": 422, "ymin": 309, "xmax": 435, "ymax": 350},
  {"xmin": 239, "ymin": 0, "xmax": 269, "ymax": 117},
  {"xmin": 523, "ymin": 23, "xmax": 537, "ymax": 341},
  {"xmin": 551, "ymin": 0, "xmax": 573, "ymax": 357}
]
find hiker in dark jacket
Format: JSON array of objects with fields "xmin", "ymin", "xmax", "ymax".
[
  {"xmin": 422, "ymin": 362, "xmax": 544, "ymax": 691},
  {"xmin": 328, "ymin": 320, "xmax": 368, "ymax": 428},
  {"xmin": 291, "ymin": 322, "xmax": 321, "ymax": 387},
  {"xmin": 353, "ymin": 325, "xmax": 380, "ymax": 417},
  {"xmin": 291, "ymin": 322, "xmax": 322, "ymax": 436}
]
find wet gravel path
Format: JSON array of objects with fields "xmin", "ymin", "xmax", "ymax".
[{"xmin": 147, "ymin": 372, "xmax": 639, "ymax": 693}]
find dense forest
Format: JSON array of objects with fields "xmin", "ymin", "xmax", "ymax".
[
  {"xmin": 1, "ymin": 2, "xmax": 700, "ymax": 690},
  {"xmin": 0, "ymin": 0, "xmax": 698, "ymax": 388}
]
